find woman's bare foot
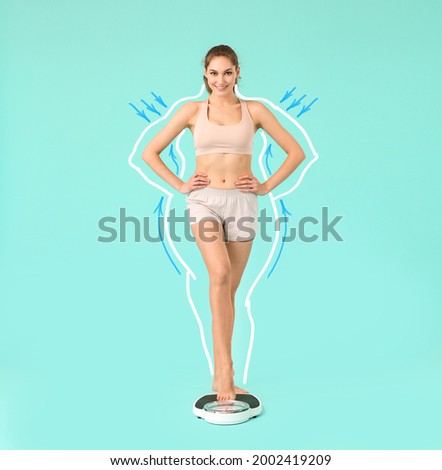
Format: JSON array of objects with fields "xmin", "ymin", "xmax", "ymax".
[
  {"xmin": 212, "ymin": 378, "xmax": 249, "ymax": 395},
  {"xmin": 212, "ymin": 366, "xmax": 249, "ymax": 397},
  {"xmin": 214, "ymin": 370, "xmax": 236, "ymax": 401}
]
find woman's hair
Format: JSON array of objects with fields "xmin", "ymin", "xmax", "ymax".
[{"xmin": 202, "ymin": 45, "xmax": 241, "ymax": 94}]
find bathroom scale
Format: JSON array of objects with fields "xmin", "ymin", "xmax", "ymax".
[{"xmin": 193, "ymin": 393, "xmax": 262, "ymax": 425}]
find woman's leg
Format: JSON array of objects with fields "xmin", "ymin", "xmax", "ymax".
[
  {"xmin": 211, "ymin": 239, "xmax": 254, "ymax": 394},
  {"xmin": 191, "ymin": 219, "xmax": 237, "ymax": 400}
]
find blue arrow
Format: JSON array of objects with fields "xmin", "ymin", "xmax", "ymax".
[
  {"xmin": 151, "ymin": 92, "xmax": 167, "ymax": 108},
  {"xmin": 286, "ymin": 94, "xmax": 306, "ymax": 111},
  {"xmin": 141, "ymin": 99, "xmax": 161, "ymax": 117},
  {"xmin": 267, "ymin": 200, "xmax": 292, "ymax": 279},
  {"xmin": 129, "ymin": 102, "xmax": 151, "ymax": 122},
  {"xmin": 264, "ymin": 144, "xmax": 274, "ymax": 176},
  {"xmin": 168, "ymin": 145, "xmax": 180, "ymax": 175},
  {"xmin": 153, "ymin": 197, "xmax": 181, "ymax": 275},
  {"xmin": 280, "ymin": 87, "xmax": 297, "ymax": 103},
  {"xmin": 297, "ymin": 98, "xmax": 318, "ymax": 118}
]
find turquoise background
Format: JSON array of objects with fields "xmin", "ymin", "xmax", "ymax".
[{"xmin": 1, "ymin": 0, "xmax": 441, "ymax": 450}]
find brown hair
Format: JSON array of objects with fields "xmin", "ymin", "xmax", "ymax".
[{"xmin": 202, "ymin": 45, "xmax": 241, "ymax": 94}]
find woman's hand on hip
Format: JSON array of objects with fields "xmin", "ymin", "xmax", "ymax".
[
  {"xmin": 179, "ymin": 172, "xmax": 211, "ymax": 194},
  {"xmin": 235, "ymin": 174, "xmax": 268, "ymax": 195}
]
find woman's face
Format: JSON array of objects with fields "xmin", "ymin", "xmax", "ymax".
[{"xmin": 205, "ymin": 56, "xmax": 240, "ymax": 95}]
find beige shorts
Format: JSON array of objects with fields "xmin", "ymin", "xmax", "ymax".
[{"xmin": 186, "ymin": 187, "xmax": 258, "ymax": 242}]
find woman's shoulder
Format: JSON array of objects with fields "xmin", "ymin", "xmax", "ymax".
[
  {"xmin": 243, "ymin": 99, "xmax": 267, "ymax": 109},
  {"xmin": 242, "ymin": 100, "xmax": 269, "ymax": 127},
  {"xmin": 245, "ymin": 100, "xmax": 272, "ymax": 118},
  {"xmin": 179, "ymin": 100, "xmax": 205, "ymax": 127},
  {"xmin": 177, "ymin": 100, "xmax": 203, "ymax": 117},
  {"xmin": 180, "ymin": 100, "xmax": 205, "ymax": 112},
  {"xmin": 243, "ymin": 99, "xmax": 269, "ymax": 114}
]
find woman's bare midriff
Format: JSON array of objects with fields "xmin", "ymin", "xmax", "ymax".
[{"xmin": 195, "ymin": 153, "xmax": 252, "ymax": 189}]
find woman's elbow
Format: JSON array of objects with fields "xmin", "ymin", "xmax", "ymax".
[
  {"xmin": 141, "ymin": 152, "xmax": 150, "ymax": 164},
  {"xmin": 142, "ymin": 149, "xmax": 158, "ymax": 166},
  {"xmin": 289, "ymin": 148, "xmax": 305, "ymax": 163}
]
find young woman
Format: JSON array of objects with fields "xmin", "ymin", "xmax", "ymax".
[{"xmin": 142, "ymin": 45, "xmax": 306, "ymax": 401}]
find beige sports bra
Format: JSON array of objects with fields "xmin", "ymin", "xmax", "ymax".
[{"xmin": 193, "ymin": 98, "xmax": 255, "ymax": 157}]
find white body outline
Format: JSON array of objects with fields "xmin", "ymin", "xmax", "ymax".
[{"xmin": 128, "ymin": 83, "xmax": 319, "ymax": 385}]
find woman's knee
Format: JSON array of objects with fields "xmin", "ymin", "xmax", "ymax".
[{"xmin": 209, "ymin": 264, "xmax": 231, "ymax": 286}]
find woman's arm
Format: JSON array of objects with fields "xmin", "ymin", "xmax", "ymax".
[
  {"xmin": 142, "ymin": 102, "xmax": 196, "ymax": 192},
  {"xmin": 253, "ymin": 101, "xmax": 306, "ymax": 194}
]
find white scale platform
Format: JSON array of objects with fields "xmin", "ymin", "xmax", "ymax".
[{"xmin": 193, "ymin": 393, "xmax": 263, "ymax": 425}]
